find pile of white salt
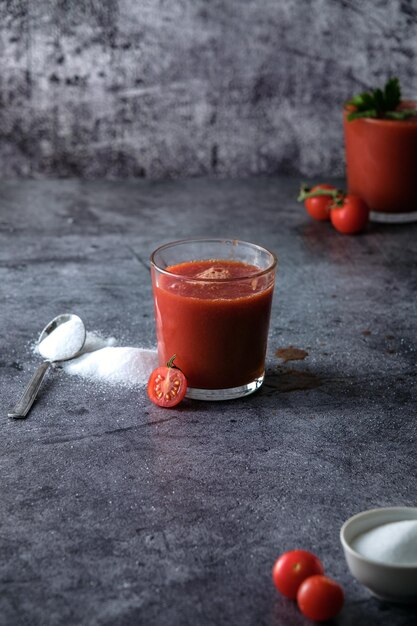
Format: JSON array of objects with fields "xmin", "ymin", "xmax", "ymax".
[
  {"xmin": 36, "ymin": 328, "xmax": 158, "ymax": 388},
  {"xmin": 63, "ymin": 345, "xmax": 158, "ymax": 387}
]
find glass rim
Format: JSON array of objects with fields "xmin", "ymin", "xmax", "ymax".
[{"xmin": 150, "ymin": 237, "xmax": 278, "ymax": 282}]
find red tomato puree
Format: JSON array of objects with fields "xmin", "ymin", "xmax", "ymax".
[{"xmin": 153, "ymin": 259, "xmax": 275, "ymax": 389}]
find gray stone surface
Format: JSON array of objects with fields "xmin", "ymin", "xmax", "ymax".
[
  {"xmin": 0, "ymin": 178, "xmax": 416, "ymax": 625},
  {"xmin": 0, "ymin": 1, "xmax": 416, "ymax": 178}
]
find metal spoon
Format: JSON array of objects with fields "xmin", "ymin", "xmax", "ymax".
[{"xmin": 8, "ymin": 314, "xmax": 86, "ymax": 419}]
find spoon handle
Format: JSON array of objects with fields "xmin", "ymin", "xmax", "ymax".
[{"xmin": 8, "ymin": 361, "xmax": 51, "ymax": 419}]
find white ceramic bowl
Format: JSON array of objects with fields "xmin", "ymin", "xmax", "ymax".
[{"xmin": 340, "ymin": 507, "xmax": 417, "ymax": 603}]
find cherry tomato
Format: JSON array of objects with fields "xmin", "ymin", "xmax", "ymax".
[
  {"xmin": 330, "ymin": 194, "xmax": 369, "ymax": 234},
  {"xmin": 272, "ymin": 550, "xmax": 324, "ymax": 599},
  {"xmin": 147, "ymin": 355, "xmax": 187, "ymax": 407},
  {"xmin": 304, "ymin": 184, "xmax": 337, "ymax": 221},
  {"xmin": 297, "ymin": 575, "xmax": 344, "ymax": 622}
]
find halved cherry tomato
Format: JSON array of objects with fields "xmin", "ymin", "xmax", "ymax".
[
  {"xmin": 297, "ymin": 574, "xmax": 344, "ymax": 622},
  {"xmin": 303, "ymin": 184, "xmax": 338, "ymax": 221},
  {"xmin": 330, "ymin": 194, "xmax": 369, "ymax": 234},
  {"xmin": 147, "ymin": 355, "xmax": 187, "ymax": 407},
  {"xmin": 272, "ymin": 550, "xmax": 324, "ymax": 599}
]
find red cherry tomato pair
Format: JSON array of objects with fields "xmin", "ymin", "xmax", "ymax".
[
  {"xmin": 147, "ymin": 355, "xmax": 187, "ymax": 407},
  {"xmin": 272, "ymin": 549, "xmax": 344, "ymax": 622},
  {"xmin": 299, "ymin": 183, "xmax": 369, "ymax": 234}
]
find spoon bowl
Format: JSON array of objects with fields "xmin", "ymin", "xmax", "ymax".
[{"xmin": 38, "ymin": 313, "xmax": 86, "ymax": 362}]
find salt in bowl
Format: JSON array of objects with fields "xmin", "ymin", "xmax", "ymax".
[{"xmin": 340, "ymin": 507, "xmax": 417, "ymax": 603}]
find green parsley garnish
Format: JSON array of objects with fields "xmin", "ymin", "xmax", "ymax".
[{"xmin": 346, "ymin": 77, "xmax": 417, "ymax": 121}]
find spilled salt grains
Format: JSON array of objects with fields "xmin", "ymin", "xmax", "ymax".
[
  {"xmin": 63, "ymin": 346, "xmax": 158, "ymax": 387},
  {"xmin": 78, "ymin": 331, "xmax": 117, "ymax": 353},
  {"xmin": 351, "ymin": 520, "xmax": 417, "ymax": 565},
  {"xmin": 37, "ymin": 329, "xmax": 158, "ymax": 388}
]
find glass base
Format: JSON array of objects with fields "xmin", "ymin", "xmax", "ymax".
[
  {"xmin": 185, "ymin": 374, "xmax": 264, "ymax": 401},
  {"xmin": 370, "ymin": 210, "xmax": 417, "ymax": 223}
]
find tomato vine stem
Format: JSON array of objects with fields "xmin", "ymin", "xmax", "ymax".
[{"xmin": 297, "ymin": 184, "xmax": 344, "ymax": 207}]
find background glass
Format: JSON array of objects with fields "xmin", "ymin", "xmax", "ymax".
[{"xmin": 344, "ymin": 106, "xmax": 417, "ymax": 223}]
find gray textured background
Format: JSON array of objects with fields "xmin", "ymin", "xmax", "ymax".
[{"xmin": 0, "ymin": 0, "xmax": 417, "ymax": 179}]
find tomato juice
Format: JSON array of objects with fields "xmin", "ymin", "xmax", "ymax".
[
  {"xmin": 152, "ymin": 259, "xmax": 275, "ymax": 392},
  {"xmin": 344, "ymin": 103, "xmax": 417, "ymax": 219}
]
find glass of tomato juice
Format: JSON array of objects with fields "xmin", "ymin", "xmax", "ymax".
[
  {"xmin": 150, "ymin": 238, "xmax": 277, "ymax": 400},
  {"xmin": 343, "ymin": 102, "xmax": 417, "ymax": 223}
]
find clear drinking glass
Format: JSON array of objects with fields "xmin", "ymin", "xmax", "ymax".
[{"xmin": 150, "ymin": 238, "xmax": 277, "ymax": 401}]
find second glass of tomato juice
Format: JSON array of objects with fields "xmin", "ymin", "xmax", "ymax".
[{"xmin": 150, "ymin": 238, "xmax": 277, "ymax": 401}]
